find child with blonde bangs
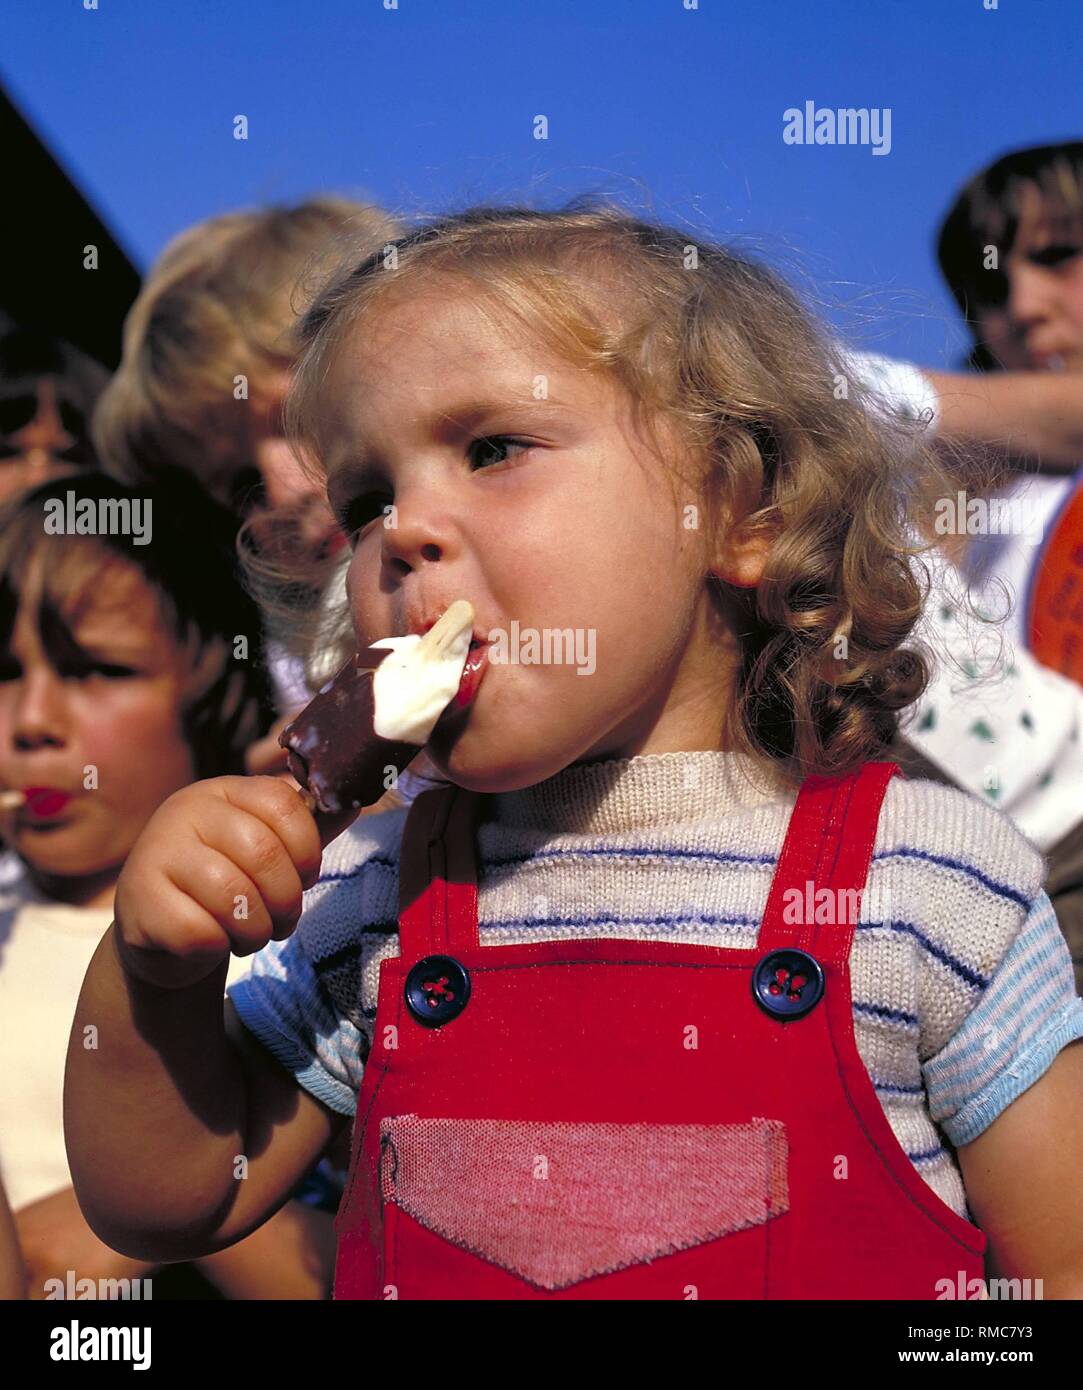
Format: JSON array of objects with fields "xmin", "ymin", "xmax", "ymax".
[
  {"xmin": 68, "ymin": 204, "xmax": 1083, "ymax": 1300},
  {"xmin": 92, "ymin": 196, "xmax": 403, "ymax": 734}
]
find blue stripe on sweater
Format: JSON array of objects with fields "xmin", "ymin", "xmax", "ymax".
[
  {"xmin": 872, "ymin": 1077, "xmax": 924, "ymax": 1096},
  {"xmin": 854, "ymin": 1000, "xmax": 919, "ymax": 1029},
  {"xmin": 484, "ymin": 845, "xmax": 779, "ymax": 872},
  {"xmin": 476, "ymin": 911, "xmax": 765, "ymax": 932},
  {"xmin": 315, "ymin": 843, "xmax": 1031, "ymax": 920},
  {"xmin": 856, "ymin": 919, "xmax": 989, "ymax": 991},
  {"xmin": 317, "ymin": 854, "xmax": 397, "ymax": 884},
  {"xmin": 465, "ymin": 842, "xmax": 1032, "ymax": 909},
  {"xmin": 872, "ymin": 847, "xmax": 1031, "ymax": 909},
  {"xmin": 308, "ymin": 915, "xmax": 986, "ymax": 994},
  {"xmin": 905, "ymin": 1143, "xmax": 946, "ymax": 1164}
]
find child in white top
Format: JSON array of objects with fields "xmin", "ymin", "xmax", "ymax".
[{"xmin": 0, "ymin": 472, "xmax": 333, "ymax": 1299}]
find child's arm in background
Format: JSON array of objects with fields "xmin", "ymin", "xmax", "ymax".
[
  {"xmin": 926, "ymin": 368, "xmax": 1083, "ymax": 472},
  {"xmin": 15, "ymin": 1186, "xmax": 156, "ymax": 1299},
  {"xmin": 193, "ymin": 1192, "xmax": 337, "ymax": 1299},
  {"xmin": 65, "ymin": 776, "xmax": 351, "ymax": 1263},
  {"xmin": 15, "ymin": 1174, "xmax": 336, "ymax": 1300},
  {"xmin": 839, "ymin": 352, "xmax": 1083, "ymax": 472},
  {"xmin": 957, "ymin": 1039, "xmax": 1083, "ymax": 1297},
  {"xmin": 0, "ymin": 1175, "xmax": 26, "ymax": 1299}
]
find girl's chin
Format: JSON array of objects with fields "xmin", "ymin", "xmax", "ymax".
[
  {"xmin": 15, "ymin": 831, "xmax": 117, "ymax": 877},
  {"xmin": 425, "ymin": 738, "xmax": 581, "ymax": 796}
]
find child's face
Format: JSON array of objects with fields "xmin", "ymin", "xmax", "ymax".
[
  {"xmin": 0, "ymin": 378, "xmax": 82, "ymax": 506},
  {"xmin": 0, "ymin": 555, "xmax": 198, "ymax": 883},
  {"xmin": 246, "ymin": 371, "xmax": 347, "ymax": 562},
  {"xmin": 321, "ymin": 287, "xmax": 766, "ymax": 793},
  {"xmin": 976, "ymin": 182, "xmax": 1083, "ymax": 372}
]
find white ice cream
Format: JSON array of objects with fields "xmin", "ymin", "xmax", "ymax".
[{"xmin": 368, "ymin": 600, "xmax": 475, "ymax": 743}]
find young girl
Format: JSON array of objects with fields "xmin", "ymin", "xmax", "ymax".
[
  {"xmin": 0, "ymin": 324, "xmax": 108, "ymax": 507},
  {"xmin": 0, "ymin": 471, "xmax": 335, "ymax": 1298},
  {"xmin": 66, "ymin": 206, "xmax": 1083, "ymax": 1300},
  {"xmin": 91, "ymin": 196, "xmax": 401, "ymax": 730}
]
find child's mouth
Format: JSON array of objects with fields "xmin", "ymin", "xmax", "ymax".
[
  {"xmin": 452, "ymin": 641, "xmax": 489, "ymax": 710},
  {"xmin": 21, "ymin": 787, "xmax": 73, "ymax": 820}
]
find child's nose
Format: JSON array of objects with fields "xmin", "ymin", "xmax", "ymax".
[
  {"xmin": 379, "ymin": 484, "xmax": 464, "ymax": 570},
  {"xmin": 11, "ymin": 669, "xmax": 69, "ymax": 750},
  {"xmin": 1007, "ymin": 262, "xmax": 1056, "ymax": 333}
]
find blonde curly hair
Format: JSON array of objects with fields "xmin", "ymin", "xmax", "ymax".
[
  {"xmin": 277, "ymin": 200, "xmax": 981, "ymax": 786},
  {"xmin": 93, "ymin": 197, "xmax": 402, "ymax": 510}
]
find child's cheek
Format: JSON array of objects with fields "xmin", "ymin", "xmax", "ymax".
[
  {"xmin": 71, "ymin": 681, "xmax": 196, "ymax": 817},
  {"xmin": 0, "ymin": 694, "xmax": 16, "ymax": 767}
]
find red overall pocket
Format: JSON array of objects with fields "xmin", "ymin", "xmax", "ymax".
[{"xmin": 378, "ymin": 1114, "xmax": 789, "ymax": 1298}]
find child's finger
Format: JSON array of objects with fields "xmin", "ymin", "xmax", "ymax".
[
  {"xmin": 166, "ymin": 849, "xmax": 283, "ymax": 950},
  {"xmin": 115, "ymin": 879, "xmax": 263, "ymax": 991},
  {"xmin": 182, "ymin": 802, "xmax": 306, "ymax": 939},
  {"xmin": 244, "ymin": 712, "xmax": 297, "ymax": 776},
  {"xmin": 214, "ymin": 776, "xmax": 324, "ymax": 889}
]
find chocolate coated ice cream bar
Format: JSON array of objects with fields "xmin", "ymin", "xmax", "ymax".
[{"xmin": 280, "ymin": 600, "xmax": 475, "ymax": 814}]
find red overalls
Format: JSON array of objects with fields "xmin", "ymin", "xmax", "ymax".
[{"xmin": 332, "ymin": 761, "xmax": 987, "ymax": 1299}]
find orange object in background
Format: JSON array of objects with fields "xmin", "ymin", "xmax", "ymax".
[{"xmin": 1028, "ymin": 475, "xmax": 1083, "ymax": 689}]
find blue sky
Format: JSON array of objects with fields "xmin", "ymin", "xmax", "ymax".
[{"xmin": 4, "ymin": 0, "xmax": 1080, "ymax": 367}]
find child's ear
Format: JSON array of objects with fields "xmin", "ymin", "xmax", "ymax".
[{"xmin": 709, "ymin": 515, "xmax": 773, "ymax": 590}]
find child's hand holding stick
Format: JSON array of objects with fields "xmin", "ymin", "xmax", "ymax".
[{"xmin": 64, "ymin": 605, "xmax": 474, "ymax": 1259}]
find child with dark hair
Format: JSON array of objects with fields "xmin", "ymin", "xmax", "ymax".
[
  {"xmin": 68, "ymin": 205, "xmax": 1083, "ymax": 1299},
  {"xmin": 0, "ymin": 324, "xmax": 109, "ymax": 506},
  {"xmin": 934, "ymin": 141, "xmax": 1083, "ymax": 611},
  {"xmin": 918, "ymin": 141, "xmax": 1083, "ymax": 468},
  {"xmin": 828, "ymin": 146, "xmax": 1083, "ymax": 994},
  {"xmin": 937, "ymin": 141, "xmax": 1083, "ymax": 375},
  {"xmin": 884, "ymin": 143, "xmax": 1083, "ymax": 987},
  {"xmin": 0, "ymin": 471, "xmax": 335, "ymax": 1298}
]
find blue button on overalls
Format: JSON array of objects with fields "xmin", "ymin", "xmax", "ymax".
[
  {"xmin": 405, "ymin": 954, "xmax": 472, "ymax": 1026},
  {"xmin": 751, "ymin": 948, "xmax": 825, "ymax": 1020}
]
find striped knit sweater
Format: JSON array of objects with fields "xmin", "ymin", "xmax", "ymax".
[{"xmin": 228, "ymin": 750, "xmax": 1083, "ymax": 1222}]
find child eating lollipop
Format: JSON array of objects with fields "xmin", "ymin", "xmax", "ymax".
[{"xmin": 0, "ymin": 471, "xmax": 335, "ymax": 1298}]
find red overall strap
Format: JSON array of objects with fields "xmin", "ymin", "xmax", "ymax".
[
  {"xmin": 398, "ymin": 763, "xmax": 898, "ymax": 967},
  {"xmin": 398, "ymin": 784, "xmax": 482, "ymax": 962},
  {"xmin": 756, "ymin": 762, "xmax": 899, "ymax": 968}
]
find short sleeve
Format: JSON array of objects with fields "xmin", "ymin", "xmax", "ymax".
[
  {"xmin": 923, "ymin": 891, "xmax": 1083, "ymax": 1146},
  {"xmin": 226, "ymin": 928, "xmax": 367, "ymax": 1118},
  {"xmin": 838, "ymin": 348, "xmax": 940, "ymax": 433}
]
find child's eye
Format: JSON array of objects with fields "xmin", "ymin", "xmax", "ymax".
[
  {"xmin": 979, "ymin": 270, "xmax": 1010, "ymax": 307},
  {"xmin": 1030, "ymin": 243, "xmax": 1083, "ymax": 269},
  {"xmin": 337, "ymin": 494, "xmax": 392, "ymax": 540},
  {"xmin": 91, "ymin": 663, "xmax": 138, "ymax": 679},
  {"xmin": 467, "ymin": 436, "xmax": 532, "ymax": 469},
  {"xmin": 334, "ymin": 437, "xmax": 534, "ymax": 540},
  {"xmin": 60, "ymin": 661, "xmax": 138, "ymax": 681}
]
